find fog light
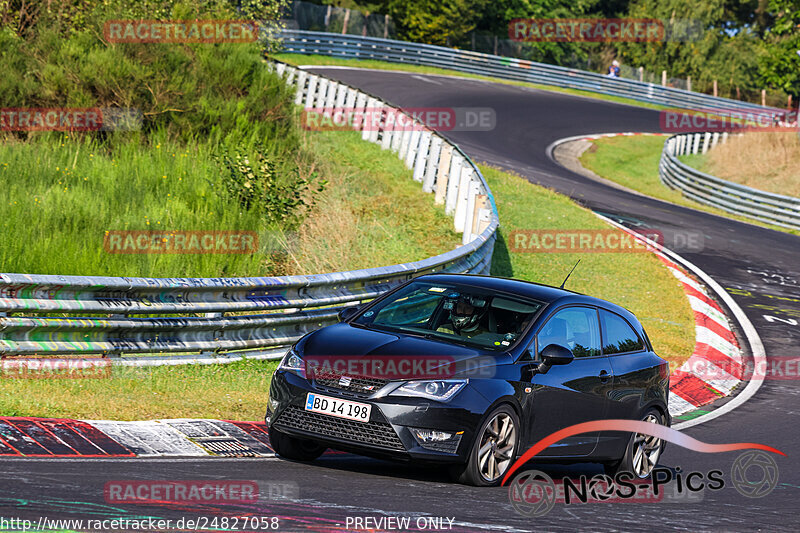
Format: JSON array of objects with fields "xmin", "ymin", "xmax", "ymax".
[
  {"xmin": 269, "ymin": 397, "xmax": 279, "ymax": 411},
  {"xmin": 411, "ymin": 428, "xmax": 464, "ymax": 454},
  {"xmin": 413, "ymin": 429, "xmax": 453, "ymax": 442}
]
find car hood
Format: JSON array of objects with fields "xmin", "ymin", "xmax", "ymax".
[{"xmin": 297, "ymin": 323, "xmax": 511, "ymax": 379}]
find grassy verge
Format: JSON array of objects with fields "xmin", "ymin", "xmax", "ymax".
[
  {"xmin": 0, "ymin": 126, "xmax": 459, "ymax": 277},
  {"xmin": 0, "ymin": 359, "xmax": 278, "ymax": 421},
  {"xmin": 284, "ymin": 128, "xmax": 458, "ymax": 275},
  {"xmin": 483, "ymin": 165, "xmax": 695, "ymax": 369},
  {"xmin": 680, "ymin": 132, "xmax": 800, "ymax": 198},
  {"xmin": 272, "ymin": 53, "xmax": 669, "ymax": 112},
  {"xmin": 579, "ymin": 135, "xmax": 800, "ymax": 236}
]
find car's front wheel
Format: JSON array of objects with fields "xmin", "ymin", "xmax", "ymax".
[
  {"xmin": 604, "ymin": 408, "xmax": 666, "ymax": 478},
  {"xmin": 268, "ymin": 427, "xmax": 327, "ymax": 461},
  {"xmin": 451, "ymin": 405, "xmax": 519, "ymax": 486}
]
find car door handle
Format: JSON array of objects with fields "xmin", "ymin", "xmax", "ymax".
[{"xmin": 599, "ymin": 370, "xmax": 610, "ymax": 382}]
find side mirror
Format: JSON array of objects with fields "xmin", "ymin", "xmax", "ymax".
[
  {"xmin": 533, "ymin": 344, "xmax": 574, "ymax": 374},
  {"xmin": 337, "ymin": 306, "xmax": 361, "ymax": 322},
  {"xmin": 540, "ymin": 344, "xmax": 574, "ymax": 366}
]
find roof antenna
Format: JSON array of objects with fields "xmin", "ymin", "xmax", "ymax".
[{"xmin": 559, "ymin": 260, "xmax": 581, "ymax": 289}]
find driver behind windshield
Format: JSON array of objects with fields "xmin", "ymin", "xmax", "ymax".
[{"xmin": 437, "ymin": 294, "xmax": 490, "ymax": 339}]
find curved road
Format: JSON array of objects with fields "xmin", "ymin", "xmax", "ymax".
[{"xmin": 2, "ymin": 68, "xmax": 798, "ymax": 532}]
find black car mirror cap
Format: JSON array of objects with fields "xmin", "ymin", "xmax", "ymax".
[
  {"xmin": 538, "ymin": 343, "xmax": 574, "ymax": 369},
  {"xmin": 338, "ymin": 305, "xmax": 361, "ymax": 322}
]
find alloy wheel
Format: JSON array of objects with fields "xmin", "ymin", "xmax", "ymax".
[
  {"xmin": 631, "ymin": 413, "xmax": 663, "ymax": 478},
  {"xmin": 477, "ymin": 412, "xmax": 517, "ymax": 482}
]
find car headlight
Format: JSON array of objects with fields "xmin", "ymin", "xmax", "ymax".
[
  {"xmin": 390, "ymin": 379, "xmax": 467, "ymax": 401},
  {"xmin": 278, "ymin": 349, "xmax": 306, "ymax": 378}
]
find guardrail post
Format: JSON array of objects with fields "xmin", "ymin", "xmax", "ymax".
[
  {"xmin": 422, "ymin": 135, "xmax": 442, "ymax": 192},
  {"xmin": 276, "ymin": 62, "xmax": 286, "ymax": 78},
  {"xmin": 474, "ymin": 194, "xmax": 491, "ymax": 235},
  {"xmin": 434, "ymin": 144, "xmax": 453, "ymax": 204},
  {"xmin": 325, "ymin": 81, "xmax": 339, "ymax": 108},
  {"xmin": 363, "ymin": 97, "xmax": 377, "ymax": 140},
  {"xmin": 304, "ymin": 75, "xmax": 318, "ymax": 109},
  {"xmin": 294, "ymin": 71, "xmax": 308, "ymax": 105},
  {"xmin": 380, "ymin": 107, "xmax": 396, "ymax": 150},
  {"xmin": 462, "ymin": 182, "xmax": 478, "ymax": 244},
  {"xmin": 316, "ymin": 78, "xmax": 329, "ymax": 108},
  {"xmin": 413, "ymin": 130, "xmax": 432, "ymax": 182},
  {"xmin": 404, "ymin": 128, "xmax": 422, "ymax": 169},
  {"xmin": 692, "ymin": 133, "xmax": 700, "ymax": 154},
  {"xmin": 345, "ymin": 87, "xmax": 357, "ymax": 109},
  {"xmin": 711, "ymin": 132, "xmax": 720, "ymax": 150},
  {"xmin": 369, "ymin": 102, "xmax": 383, "ymax": 144},
  {"xmin": 702, "ymin": 132, "xmax": 712, "ymax": 154},
  {"xmin": 398, "ymin": 123, "xmax": 413, "ymax": 158},
  {"xmin": 353, "ymin": 92, "xmax": 368, "ymax": 131},
  {"xmin": 336, "ymin": 83, "xmax": 349, "ymax": 107},
  {"xmin": 285, "ymin": 66, "xmax": 297, "ymax": 85},
  {"xmin": 453, "ymin": 166, "xmax": 474, "ymax": 232},
  {"xmin": 463, "ymin": 192, "xmax": 490, "ymax": 245},
  {"xmin": 721, "ymin": 132, "xmax": 729, "ymax": 144},
  {"xmin": 445, "ymin": 153, "xmax": 463, "ymax": 215},
  {"xmin": 390, "ymin": 121, "xmax": 404, "ymax": 152}
]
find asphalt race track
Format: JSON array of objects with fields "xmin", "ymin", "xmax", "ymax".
[{"xmin": 2, "ymin": 68, "xmax": 798, "ymax": 532}]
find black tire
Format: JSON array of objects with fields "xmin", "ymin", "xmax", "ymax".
[
  {"xmin": 604, "ymin": 408, "xmax": 666, "ymax": 479},
  {"xmin": 269, "ymin": 427, "xmax": 326, "ymax": 461},
  {"xmin": 450, "ymin": 405, "xmax": 520, "ymax": 486}
]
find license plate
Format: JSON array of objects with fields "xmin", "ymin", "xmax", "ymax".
[{"xmin": 305, "ymin": 393, "xmax": 372, "ymax": 423}]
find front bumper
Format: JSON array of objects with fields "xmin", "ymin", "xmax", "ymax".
[{"xmin": 267, "ymin": 370, "xmax": 488, "ymax": 463}]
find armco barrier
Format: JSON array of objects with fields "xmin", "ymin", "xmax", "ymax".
[
  {"xmin": 279, "ymin": 30, "xmax": 784, "ymax": 117},
  {"xmin": 0, "ymin": 63, "xmax": 498, "ymax": 364},
  {"xmin": 659, "ymin": 132, "xmax": 800, "ymax": 231}
]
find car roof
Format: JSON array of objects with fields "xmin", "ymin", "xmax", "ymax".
[{"xmin": 414, "ymin": 273, "xmax": 640, "ymax": 322}]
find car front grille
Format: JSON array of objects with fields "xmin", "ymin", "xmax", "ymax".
[
  {"xmin": 313, "ymin": 372, "xmax": 389, "ymax": 397},
  {"xmin": 273, "ymin": 406, "xmax": 405, "ymax": 451}
]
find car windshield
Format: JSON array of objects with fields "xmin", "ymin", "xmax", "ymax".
[{"xmin": 352, "ymin": 281, "xmax": 543, "ymax": 351}]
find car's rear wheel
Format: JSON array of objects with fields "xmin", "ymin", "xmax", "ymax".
[
  {"xmin": 269, "ymin": 427, "xmax": 327, "ymax": 461},
  {"xmin": 451, "ymin": 405, "xmax": 519, "ymax": 486},
  {"xmin": 604, "ymin": 408, "xmax": 665, "ymax": 478}
]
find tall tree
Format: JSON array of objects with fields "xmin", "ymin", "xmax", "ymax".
[
  {"xmin": 758, "ymin": 0, "xmax": 800, "ymax": 97},
  {"xmin": 374, "ymin": 0, "xmax": 486, "ymax": 46}
]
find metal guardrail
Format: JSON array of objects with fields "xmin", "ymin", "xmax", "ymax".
[
  {"xmin": 659, "ymin": 132, "xmax": 800, "ymax": 231},
  {"xmin": 279, "ymin": 30, "xmax": 785, "ymax": 117},
  {"xmin": 0, "ymin": 64, "xmax": 499, "ymax": 364}
]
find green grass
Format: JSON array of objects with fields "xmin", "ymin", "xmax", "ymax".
[
  {"xmin": 483, "ymin": 164, "xmax": 695, "ymax": 368},
  {"xmin": 272, "ymin": 53, "xmax": 669, "ymax": 112},
  {"xmin": 0, "ymin": 125, "xmax": 460, "ymax": 277},
  {"xmin": 284, "ymin": 127, "xmax": 460, "ymax": 275},
  {"xmin": 579, "ymin": 136, "xmax": 800, "ymax": 236},
  {"xmin": 0, "ymin": 359, "xmax": 278, "ymax": 421}
]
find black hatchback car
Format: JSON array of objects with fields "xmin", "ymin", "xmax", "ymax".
[{"xmin": 267, "ymin": 274, "xmax": 670, "ymax": 486}]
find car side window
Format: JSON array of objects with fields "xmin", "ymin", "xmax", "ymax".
[
  {"xmin": 600, "ymin": 309, "xmax": 644, "ymax": 355},
  {"xmin": 537, "ymin": 306, "xmax": 601, "ymax": 358}
]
